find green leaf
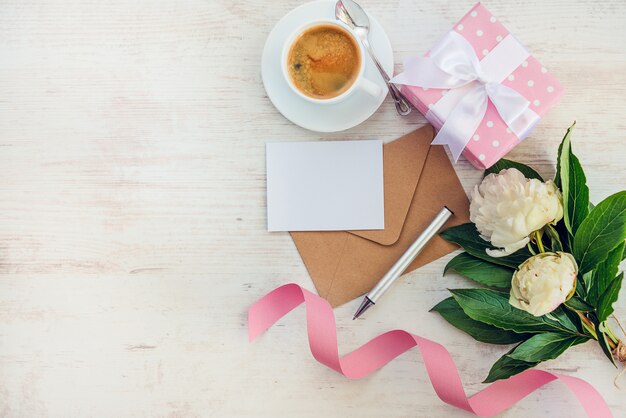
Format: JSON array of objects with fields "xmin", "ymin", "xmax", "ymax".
[
  {"xmin": 573, "ymin": 191, "xmax": 626, "ymax": 274},
  {"xmin": 450, "ymin": 288, "xmax": 580, "ymax": 335},
  {"xmin": 431, "ymin": 297, "xmax": 528, "ymax": 344},
  {"xmin": 565, "ymin": 153, "xmax": 590, "ymax": 236},
  {"xmin": 581, "ymin": 271, "xmax": 593, "ymax": 295},
  {"xmin": 564, "ymin": 296, "xmax": 594, "ymax": 312},
  {"xmin": 543, "ymin": 224, "xmax": 563, "ymax": 252},
  {"xmin": 440, "ymin": 224, "xmax": 532, "ymax": 269},
  {"xmin": 597, "ymin": 330, "xmax": 617, "ymax": 366},
  {"xmin": 561, "ymin": 306, "xmax": 585, "ymax": 334},
  {"xmin": 483, "ymin": 347, "xmax": 537, "ymax": 383},
  {"xmin": 507, "ymin": 333, "xmax": 588, "ymax": 362},
  {"xmin": 591, "ymin": 315, "xmax": 617, "ymax": 366},
  {"xmin": 546, "ymin": 307, "xmax": 580, "ymax": 332},
  {"xmin": 485, "ymin": 158, "xmax": 544, "ymax": 181},
  {"xmin": 558, "ymin": 124, "xmax": 589, "ymax": 236},
  {"xmin": 588, "ymin": 242, "xmax": 625, "ymax": 307},
  {"xmin": 554, "ymin": 219, "xmax": 572, "ymax": 253},
  {"xmin": 444, "ymin": 252, "xmax": 514, "ymax": 289},
  {"xmin": 554, "ymin": 121, "xmax": 575, "ymax": 188},
  {"xmin": 597, "ymin": 272, "xmax": 624, "ymax": 322}
]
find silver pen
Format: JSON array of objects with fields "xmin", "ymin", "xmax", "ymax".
[{"xmin": 353, "ymin": 206, "xmax": 454, "ymax": 319}]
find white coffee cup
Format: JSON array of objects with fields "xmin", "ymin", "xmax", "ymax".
[{"xmin": 281, "ymin": 19, "xmax": 382, "ymax": 104}]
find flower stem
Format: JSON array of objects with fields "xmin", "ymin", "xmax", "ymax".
[
  {"xmin": 605, "ymin": 324, "xmax": 620, "ymax": 346},
  {"xmin": 577, "ymin": 311, "xmax": 598, "ymax": 340},
  {"xmin": 534, "ymin": 231, "xmax": 546, "ymax": 253},
  {"xmin": 605, "ymin": 317, "xmax": 626, "ymax": 353}
]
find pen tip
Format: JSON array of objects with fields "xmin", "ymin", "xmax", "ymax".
[{"xmin": 353, "ymin": 297, "xmax": 374, "ymax": 320}]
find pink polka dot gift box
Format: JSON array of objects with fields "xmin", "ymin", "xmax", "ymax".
[{"xmin": 391, "ymin": 2, "xmax": 564, "ymax": 170}]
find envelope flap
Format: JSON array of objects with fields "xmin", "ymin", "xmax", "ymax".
[{"xmin": 348, "ymin": 125, "xmax": 434, "ymax": 245}]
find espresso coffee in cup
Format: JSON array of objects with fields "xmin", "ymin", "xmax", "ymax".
[{"xmin": 287, "ymin": 24, "xmax": 361, "ymax": 100}]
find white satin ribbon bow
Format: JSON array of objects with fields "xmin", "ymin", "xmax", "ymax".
[{"xmin": 391, "ymin": 31, "xmax": 540, "ymax": 162}]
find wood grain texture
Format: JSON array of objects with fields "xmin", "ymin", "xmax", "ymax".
[{"xmin": 0, "ymin": 0, "xmax": 624, "ymax": 416}]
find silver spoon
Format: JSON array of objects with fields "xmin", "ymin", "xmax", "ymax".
[{"xmin": 335, "ymin": 0, "xmax": 411, "ymax": 116}]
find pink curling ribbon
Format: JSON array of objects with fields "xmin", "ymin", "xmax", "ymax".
[{"xmin": 249, "ymin": 284, "xmax": 613, "ymax": 417}]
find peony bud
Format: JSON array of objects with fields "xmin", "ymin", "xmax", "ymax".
[
  {"xmin": 470, "ymin": 168, "xmax": 563, "ymax": 257},
  {"xmin": 509, "ymin": 252, "xmax": 577, "ymax": 316}
]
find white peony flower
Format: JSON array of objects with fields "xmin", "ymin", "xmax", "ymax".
[
  {"xmin": 509, "ymin": 252, "xmax": 578, "ymax": 316},
  {"xmin": 470, "ymin": 168, "xmax": 563, "ymax": 257}
]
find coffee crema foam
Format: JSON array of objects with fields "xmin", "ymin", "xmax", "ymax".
[{"xmin": 287, "ymin": 25, "xmax": 360, "ymax": 100}]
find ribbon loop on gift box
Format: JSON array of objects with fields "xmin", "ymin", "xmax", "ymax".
[{"xmin": 391, "ymin": 31, "xmax": 540, "ymax": 162}]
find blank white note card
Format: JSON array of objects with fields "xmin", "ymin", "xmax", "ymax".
[{"xmin": 266, "ymin": 140, "xmax": 384, "ymax": 232}]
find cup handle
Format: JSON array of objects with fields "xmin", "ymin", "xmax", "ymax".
[{"xmin": 355, "ymin": 77, "xmax": 382, "ymax": 98}]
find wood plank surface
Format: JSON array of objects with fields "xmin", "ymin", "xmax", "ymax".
[{"xmin": 0, "ymin": 0, "xmax": 624, "ymax": 416}]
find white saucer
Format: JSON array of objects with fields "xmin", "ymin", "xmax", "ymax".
[{"xmin": 261, "ymin": 0, "xmax": 394, "ymax": 133}]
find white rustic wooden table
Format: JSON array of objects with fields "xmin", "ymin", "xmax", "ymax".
[{"xmin": 1, "ymin": 0, "xmax": 625, "ymax": 416}]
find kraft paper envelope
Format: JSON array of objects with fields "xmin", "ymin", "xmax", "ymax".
[{"xmin": 290, "ymin": 125, "xmax": 470, "ymax": 307}]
